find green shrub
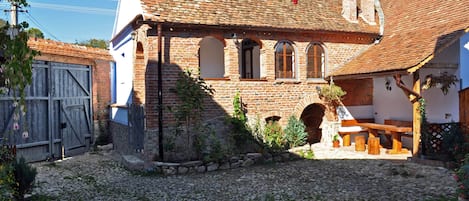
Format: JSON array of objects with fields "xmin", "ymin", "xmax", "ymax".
[
  {"xmin": 263, "ymin": 121, "xmax": 285, "ymax": 152},
  {"xmin": 455, "ymin": 154, "xmax": 469, "ymax": 199},
  {"xmin": 283, "ymin": 115, "xmax": 308, "ymax": 148},
  {"xmin": 11, "ymin": 157, "xmax": 37, "ymax": 200},
  {"xmin": 318, "ymin": 83, "xmax": 346, "ymax": 103},
  {"xmin": 0, "ymin": 162, "xmax": 14, "ymax": 200},
  {"xmin": 0, "ymin": 146, "xmax": 16, "ymax": 199},
  {"xmin": 195, "ymin": 126, "xmax": 227, "ymax": 163}
]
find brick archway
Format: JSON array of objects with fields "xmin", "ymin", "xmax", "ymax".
[
  {"xmin": 133, "ymin": 42, "xmax": 145, "ymax": 104},
  {"xmin": 300, "ymin": 103, "xmax": 326, "ymax": 144}
]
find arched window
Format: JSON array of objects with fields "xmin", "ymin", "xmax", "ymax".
[
  {"xmin": 275, "ymin": 41, "xmax": 295, "ymax": 79},
  {"xmin": 240, "ymin": 39, "xmax": 261, "ymax": 79},
  {"xmin": 199, "ymin": 37, "xmax": 225, "ymax": 78},
  {"xmin": 306, "ymin": 43, "xmax": 326, "ymax": 79}
]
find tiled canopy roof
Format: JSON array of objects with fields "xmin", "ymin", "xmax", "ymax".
[
  {"xmin": 28, "ymin": 38, "xmax": 112, "ymax": 61},
  {"xmin": 331, "ymin": 0, "xmax": 469, "ymax": 77},
  {"xmin": 140, "ymin": 0, "xmax": 378, "ymax": 34}
]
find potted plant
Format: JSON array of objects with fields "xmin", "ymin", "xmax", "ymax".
[{"xmin": 332, "ymin": 133, "xmax": 340, "ymax": 148}]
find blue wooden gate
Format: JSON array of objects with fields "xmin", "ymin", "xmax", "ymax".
[{"xmin": 0, "ymin": 60, "xmax": 92, "ymax": 162}]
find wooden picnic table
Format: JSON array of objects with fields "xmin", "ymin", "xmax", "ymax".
[{"xmin": 356, "ymin": 123, "xmax": 412, "ymax": 154}]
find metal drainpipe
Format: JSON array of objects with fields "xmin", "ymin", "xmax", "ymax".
[
  {"xmin": 374, "ymin": 0, "xmax": 385, "ymax": 43},
  {"xmin": 157, "ymin": 23, "xmax": 164, "ymax": 161}
]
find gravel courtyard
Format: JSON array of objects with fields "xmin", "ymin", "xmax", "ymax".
[{"xmin": 31, "ymin": 144, "xmax": 457, "ymax": 201}]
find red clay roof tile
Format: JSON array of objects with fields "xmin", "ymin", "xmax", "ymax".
[
  {"xmin": 140, "ymin": 0, "xmax": 379, "ymax": 34},
  {"xmin": 27, "ymin": 38, "xmax": 112, "ymax": 61},
  {"xmin": 331, "ymin": 0, "xmax": 469, "ymax": 77}
]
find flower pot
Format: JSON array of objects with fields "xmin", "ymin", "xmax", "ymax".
[{"xmin": 332, "ymin": 140, "xmax": 340, "ymax": 148}]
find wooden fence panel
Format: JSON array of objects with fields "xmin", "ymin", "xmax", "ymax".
[{"xmin": 460, "ymin": 88, "xmax": 469, "ymax": 137}]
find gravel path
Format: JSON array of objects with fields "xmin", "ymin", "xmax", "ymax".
[{"xmin": 31, "ymin": 145, "xmax": 457, "ymax": 201}]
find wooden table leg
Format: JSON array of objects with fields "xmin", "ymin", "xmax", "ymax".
[
  {"xmin": 342, "ymin": 134, "xmax": 351, "ymax": 146},
  {"xmin": 368, "ymin": 129, "xmax": 378, "ymax": 138},
  {"xmin": 386, "ymin": 131, "xmax": 409, "ymax": 154}
]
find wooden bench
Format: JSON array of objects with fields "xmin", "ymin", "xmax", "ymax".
[
  {"xmin": 338, "ymin": 118, "xmax": 374, "ymax": 146},
  {"xmin": 381, "ymin": 119, "xmax": 413, "ymax": 150}
]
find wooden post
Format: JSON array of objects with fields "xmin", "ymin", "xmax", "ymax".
[
  {"xmin": 412, "ymin": 71, "xmax": 421, "ymax": 155},
  {"xmin": 355, "ymin": 136, "xmax": 366, "ymax": 151},
  {"xmin": 342, "ymin": 134, "xmax": 351, "ymax": 146},
  {"xmin": 368, "ymin": 137, "xmax": 380, "ymax": 155}
]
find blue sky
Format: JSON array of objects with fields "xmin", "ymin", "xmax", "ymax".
[{"xmin": 0, "ymin": 0, "xmax": 118, "ymax": 43}]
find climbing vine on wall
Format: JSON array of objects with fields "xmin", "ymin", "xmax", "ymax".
[{"xmin": 0, "ymin": 0, "xmax": 39, "ymax": 133}]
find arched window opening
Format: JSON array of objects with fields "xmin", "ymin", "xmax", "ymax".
[
  {"xmin": 265, "ymin": 116, "xmax": 281, "ymax": 123},
  {"xmin": 133, "ymin": 42, "xmax": 145, "ymax": 104},
  {"xmin": 240, "ymin": 39, "xmax": 261, "ymax": 79},
  {"xmin": 199, "ymin": 37, "xmax": 225, "ymax": 78},
  {"xmin": 275, "ymin": 41, "xmax": 295, "ymax": 79},
  {"xmin": 307, "ymin": 43, "xmax": 326, "ymax": 79}
]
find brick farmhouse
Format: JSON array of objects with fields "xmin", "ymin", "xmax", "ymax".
[{"xmin": 109, "ymin": 0, "xmax": 469, "ymax": 161}]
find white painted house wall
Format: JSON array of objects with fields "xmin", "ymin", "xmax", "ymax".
[
  {"xmin": 420, "ymin": 68, "xmax": 460, "ymax": 123},
  {"xmin": 373, "ymin": 76, "xmax": 413, "ymax": 123},
  {"xmin": 112, "ymin": 0, "xmax": 144, "ymax": 37},
  {"xmin": 420, "ymin": 39, "xmax": 460, "ymax": 123},
  {"xmin": 109, "ymin": 0, "xmax": 143, "ymax": 124}
]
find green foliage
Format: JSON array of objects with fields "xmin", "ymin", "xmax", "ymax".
[
  {"xmin": 0, "ymin": 21, "xmax": 39, "ymax": 106},
  {"xmin": 7, "ymin": 0, "xmax": 30, "ymax": 7},
  {"xmin": 194, "ymin": 125, "xmax": 226, "ymax": 163},
  {"xmin": 168, "ymin": 69, "xmax": 214, "ymax": 160},
  {"xmin": 169, "ymin": 69, "xmax": 214, "ymax": 129},
  {"xmin": 422, "ymin": 72, "xmax": 458, "ymax": 95},
  {"xmin": 283, "ymin": 115, "xmax": 308, "ymax": 148},
  {"xmin": 228, "ymin": 91, "xmax": 254, "ymax": 148},
  {"xmin": 0, "ymin": 146, "xmax": 16, "ymax": 199},
  {"xmin": 0, "ymin": 162, "xmax": 14, "ymax": 199},
  {"xmin": 333, "ymin": 133, "xmax": 340, "ymax": 142},
  {"xmin": 232, "ymin": 91, "xmax": 246, "ymax": 123},
  {"xmin": 26, "ymin": 27, "xmax": 44, "ymax": 38},
  {"xmin": 455, "ymin": 154, "xmax": 469, "ymax": 199},
  {"xmin": 263, "ymin": 121, "xmax": 285, "ymax": 152},
  {"xmin": 11, "ymin": 157, "xmax": 37, "ymax": 200},
  {"xmin": 297, "ymin": 149, "xmax": 315, "ymax": 160},
  {"xmin": 227, "ymin": 97, "xmax": 266, "ymax": 154},
  {"xmin": 77, "ymin": 38, "xmax": 109, "ymax": 49},
  {"xmin": 0, "ymin": 0, "xmax": 39, "ymax": 136},
  {"xmin": 318, "ymin": 82, "xmax": 346, "ymax": 103}
]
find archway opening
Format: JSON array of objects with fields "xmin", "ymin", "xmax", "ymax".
[{"xmin": 300, "ymin": 103, "xmax": 325, "ymax": 144}]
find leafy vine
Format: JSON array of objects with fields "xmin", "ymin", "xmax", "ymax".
[{"xmin": 0, "ymin": 0, "xmax": 39, "ymax": 134}]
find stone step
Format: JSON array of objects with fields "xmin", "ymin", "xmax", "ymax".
[{"xmin": 122, "ymin": 155, "xmax": 145, "ymax": 171}]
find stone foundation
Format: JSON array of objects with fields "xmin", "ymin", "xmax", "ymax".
[{"xmin": 110, "ymin": 121, "xmax": 132, "ymax": 155}]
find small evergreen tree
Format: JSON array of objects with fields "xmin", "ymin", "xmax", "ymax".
[
  {"xmin": 284, "ymin": 115, "xmax": 308, "ymax": 148},
  {"xmin": 11, "ymin": 157, "xmax": 37, "ymax": 200}
]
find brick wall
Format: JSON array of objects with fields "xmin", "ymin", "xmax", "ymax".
[
  {"xmin": 92, "ymin": 59, "xmax": 111, "ymax": 120},
  {"xmin": 132, "ymin": 29, "xmax": 371, "ymax": 159},
  {"xmin": 139, "ymin": 31, "xmax": 369, "ymax": 126},
  {"xmin": 92, "ymin": 59, "xmax": 112, "ymax": 143}
]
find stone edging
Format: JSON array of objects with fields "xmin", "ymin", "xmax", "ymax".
[{"xmin": 122, "ymin": 146, "xmax": 311, "ymax": 175}]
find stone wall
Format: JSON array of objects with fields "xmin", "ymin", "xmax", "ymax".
[{"xmin": 110, "ymin": 121, "xmax": 132, "ymax": 155}]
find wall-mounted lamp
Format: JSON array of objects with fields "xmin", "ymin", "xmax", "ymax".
[
  {"xmin": 131, "ymin": 31, "xmax": 137, "ymax": 40},
  {"xmin": 232, "ymin": 33, "xmax": 240, "ymax": 45}
]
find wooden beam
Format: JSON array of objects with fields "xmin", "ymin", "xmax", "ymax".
[
  {"xmin": 35, "ymin": 54, "xmax": 95, "ymax": 66},
  {"xmin": 412, "ymin": 71, "xmax": 421, "ymax": 155},
  {"xmin": 407, "ymin": 55, "xmax": 434, "ymax": 73}
]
